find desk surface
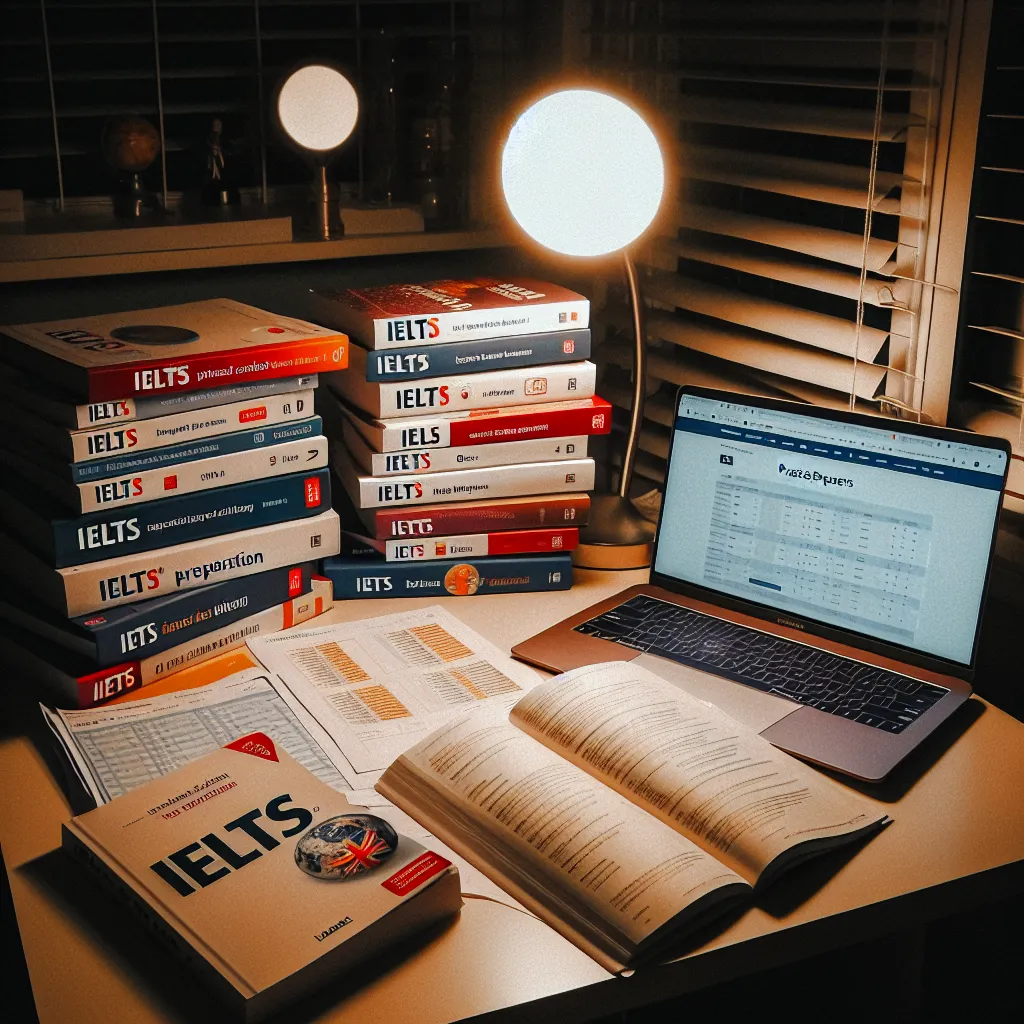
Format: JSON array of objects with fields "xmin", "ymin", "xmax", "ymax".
[{"xmin": 4, "ymin": 568, "xmax": 1024, "ymax": 1024}]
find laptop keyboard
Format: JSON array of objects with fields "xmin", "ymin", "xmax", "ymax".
[{"xmin": 575, "ymin": 595, "xmax": 948, "ymax": 734}]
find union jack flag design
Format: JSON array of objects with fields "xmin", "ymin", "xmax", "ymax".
[
  {"xmin": 294, "ymin": 812, "xmax": 400, "ymax": 880},
  {"xmin": 323, "ymin": 828, "xmax": 392, "ymax": 877}
]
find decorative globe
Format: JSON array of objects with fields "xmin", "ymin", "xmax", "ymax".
[{"xmin": 101, "ymin": 116, "xmax": 160, "ymax": 174}]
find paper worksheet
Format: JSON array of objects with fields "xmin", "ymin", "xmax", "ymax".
[{"xmin": 247, "ymin": 605, "xmax": 542, "ymax": 786}]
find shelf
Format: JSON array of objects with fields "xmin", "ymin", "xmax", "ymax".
[{"xmin": 0, "ymin": 227, "xmax": 509, "ymax": 283}]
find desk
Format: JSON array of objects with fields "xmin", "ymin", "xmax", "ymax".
[{"xmin": 3, "ymin": 568, "xmax": 1024, "ymax": 1023}]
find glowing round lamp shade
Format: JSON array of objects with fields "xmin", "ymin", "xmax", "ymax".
[
  {"xmin": 277, "ymin": 65, "xmax": 359, "ymax": 153},
  {"xmin": 501, "ymin": 90, "xmax": 664, "ymax": 257}
]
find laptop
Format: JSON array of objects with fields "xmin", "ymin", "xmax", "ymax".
[{"xmin": 512, "ymin": 386, "xmax": 1010, "ymax": 781}]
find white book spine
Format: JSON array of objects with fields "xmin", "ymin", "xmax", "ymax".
[
  {"xmin": 368, "ymin": 435, "xmax": 589, "ymax": 476},
  {"xmin": 70, "ymin": 389, "xmax": 315, "ymax": 462},
  {"xmin": 373, "ymin": 299, "xmax": 590, "ymax": 348},
  {"xmin": 57, "ymin": 509, "xmax": 341, "ymax": 617},
  {"xmin": 77, "ymin": 435, "xmax": 329, "ymax": 512},
  {"xmin": 352, "ymin": 458, "xmax": 596, "ymax": 509}
]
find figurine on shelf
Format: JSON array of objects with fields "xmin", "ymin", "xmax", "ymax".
[
  {"xmin": 101, "ymin": 114, "xmax": 161, "ymax": 218},
  {"xmin": 201, "ymin": 117, "xmax": 240, "ymax": 206}
]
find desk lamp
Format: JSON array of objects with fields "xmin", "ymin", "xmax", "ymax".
[
  {"xmin": 501, "ymin": 88, "xmax": 665, "ymax": 569},
  {"xmin": 277, "ymin": 64, "xmax": 359, "ymax": 241}
]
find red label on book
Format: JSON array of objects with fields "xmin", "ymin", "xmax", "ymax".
[
  {"xmin": 225, "ymin": 732, "xmax": 279, "ymax": 762},
  {"xmin": 239, "ymin": 405, "xmax": 267, "ymax": 423},
  {"xmin": 381, "ymin": 851, "xmax": 451, "ymax": 895},
  {"xmin": 78, "ymin": 662, "xmax": 141, "ymax": 708},
  {"xmin": 288, "ymin": 566, "xmax": 303, "ymax": 596},
  {"xmin": 304, "ymin": 476, "xmax": 322, "ymax": 508},
  {"xmin": 446, "ymin": 396, "xmax": 613, "ymax": 447},
  {"xmin": 163, "ymin": 474, "xmax": 177, "ymax": 490}
]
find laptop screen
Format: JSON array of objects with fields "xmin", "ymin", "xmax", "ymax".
[{"xmin": 654, "ymin": 393, "xmax": 1007, "ymax": 667}]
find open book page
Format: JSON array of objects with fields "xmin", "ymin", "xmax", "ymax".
[
  {"xmin": 509, "ymin": 661, "xmax": 889, "ymax": 886},
  {"xmin": 379, "ymin": 708, "xmax": 749, "ymax": 967}
]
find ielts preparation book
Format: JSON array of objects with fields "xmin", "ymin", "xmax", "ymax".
[{"xmin": 347, "ymin": 526, "xmax": 579, "ymax": 562}]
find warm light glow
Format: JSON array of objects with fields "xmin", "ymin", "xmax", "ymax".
[
  {"xmin": 277, "ymin": 65, "xmax": 359, "ymax": 153},
  {"xmin": 501, "ymin": 89, "xmax": 664, "ymax": 257}
]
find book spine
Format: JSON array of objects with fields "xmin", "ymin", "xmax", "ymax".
[
  {"xmin": 76, "ymin": 435, "xmax": 328, "ymax": 513},
  {"xmin": 372, "ymin": 300, "xmax": 590, "ymax": 348},
  {"xmin": 367, "ymin": 493, "xmax": 590, "ymax": 539},
  {"xmin": 52, "ymin": 469, "xmax": 331, "ymax": 567},
  {"xmin": 79, "ymin": 563, "xmax": 315, "ymax": 665},
  {"xmin": 74, "ymin": 374, "xmax": 319, "ymax": 429},
  {"xmin": 86, "ymin": 336, "xmax": 348, "ymax": 402},
  {"xmin": 383, "ymin": 527, "xmax": 579, "ymax": 561},
  {"xmin": 71, "ymin": 416, "xmax": 323, "ymax": 483},
  {"xmin": 321, "ymin": 553, "xmax": 573, "ymax": 598},
  {"xmin": 367, "ymin": 436, "xmax": 589, "ymax": 476},
  {"xmin": 352, "ymin": 458, "xmax": 595, "ymax": 509},
  {"xmin": 361, "ymin": 329, "xmax": 591, "ymax": 381},
  {"xmin": 70, "ymin": 389, "xmax": 315, "ymax": 462},
  {"xmin": 57, "ymin": 509, "xmax": 341, "ymax": 617}
]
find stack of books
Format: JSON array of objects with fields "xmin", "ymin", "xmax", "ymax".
[
  {"xmin": 306, "ymin": 278, "xmax": 612, "ymax": 598},
  {"xmin": 0, "ymin": 299, "xmax": 345, "ymax": 708}
]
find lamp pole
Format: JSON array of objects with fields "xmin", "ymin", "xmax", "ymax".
[{"xmin": 619, "ymin": 252, "xmax": 647, "ymax": 501}]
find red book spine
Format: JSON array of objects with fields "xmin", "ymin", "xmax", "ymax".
[
  {"xmin": 77, "ymin": 661, "xmax": 143, "ymax": 708},
  {"xmin": 86, "ymin": 336, "xmax": 349, "ymax": 402},
  {"xmin": 487, "ymin": 527, "xmax": 579, "ymax": 555},
  {"xmin": 445, "ymin": 397, "xmax": 612, "ymax": 447},
  {"xmin": 370, "ymin": 494, "xmax": 591, "ymax": 540}
]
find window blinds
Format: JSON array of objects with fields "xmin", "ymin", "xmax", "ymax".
[{"xmin": 585, "ymin": 0, "xmax": 960, "ymax": 487}]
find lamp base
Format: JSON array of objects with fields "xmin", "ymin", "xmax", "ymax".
[{"xmin": 572, "ymin": 493, "xmax": 656, "ymax": 570}]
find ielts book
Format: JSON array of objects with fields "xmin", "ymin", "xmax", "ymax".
[
  {"xmin": 61, "ymin": 737, "xmax": 461, "ymax": 1019},
  {"xmin": 322, "ymin": 389, "xmax": 612, "ymax": 453},
  {"xmin": 307, "ymin": 277, "xmax": 589, "ymax": 349},
  {"xmin": 0, "ymin": 563, "xmax": 315, "ymax": 667},
  {"xmin": 346, "ymin": 526, "xmax": 579, "ymax": 562},
  {"xmin": 0, "ymin": 578, "xmax": 331, "ymax": 709},
  {"xmin": 2, "ymin": 434, "xmax": 328, "ymax": 514},
  {"xmin": 321, "ymin": 553, "xmax": 574, "ymax": 598},
  {"xmin": 327, "ymin": 361, "xmax": 595, "ymax": 419},
  {"xmin": 0, "ymin": 508, "xmax": 341, "ymax": 617},
  {"xmin": 0, "ymin": 467, "xmax": 331, "ymax": 568},
  {"xmin": 0, "ymin": 298, "xmax": 348, "ymax": 402},
  {"xmin": 355, "ymin": 328, "xmax": 591, "ymax": 382},
  {"xmin": 356, "ymin": 492, "xmax": 591, "ymax": 541},
  {"xmin": 0, "ymin": 367, "xmax": 318, "ymax": 429},
  {"xmin": 3, "ymin": 388, "xmax": 315, "ymax": 463}
]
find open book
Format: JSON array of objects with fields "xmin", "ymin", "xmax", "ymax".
[{"xmin": 377, "ymin": 661, "xmax": 890, "ymax": 973}]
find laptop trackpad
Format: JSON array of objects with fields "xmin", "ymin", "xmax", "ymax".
[{"xmin": 633, "ymin": 653, "xmax": 798, "ymax": 734}]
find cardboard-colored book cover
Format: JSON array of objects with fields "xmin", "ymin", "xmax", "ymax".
[{"xmin": 62, "ymin": 733, "xmax": 462, "ymax": 1020}]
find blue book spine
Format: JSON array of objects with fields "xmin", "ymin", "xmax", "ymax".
[
  {"xmin": 71, "ymin": 564, "xmax": 314, "ymax": 666},
  {"xmin": 361, "ymin": 329, "xmax": 591, "ymax": 381},
  {"xmin": 320, "ymin": 553, "xmax": 573, "ymax": 598},
  {"xmin": 69, "ymin": 416, "xmax": 322, "ymax": 483},
  {"xmin": 52, "ymin": 469, "xmax": 331, "ymax": 567}
]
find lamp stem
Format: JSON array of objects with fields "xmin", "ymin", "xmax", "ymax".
[
  {"xmin": 317, "ymin": 163, "xmax": 330, "ymax": 241},
  {"xmin": 619, "ymin": 251, "xmax": 647, "ymax": 500}
]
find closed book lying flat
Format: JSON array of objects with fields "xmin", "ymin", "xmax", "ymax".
[
  {"xmin": 1, "ymin": 433, "xmax": 328, "ymax": 513},
  {"xmin": 0, "ymin": 366, "xmax": 318, "ymax": 429},
  {"xmin": 0, "ymin": 508, "xmax": 341, "ymax": 617},
  {"xmin": 0, "ymin": 468, "xmax": 331, "ymax": 568},
  {"xmin": 321, "ymin": 553, "xmax": 573, "ymax": 598},
  {"xmin": 62, "ymin": 735, "xmax": 461, "ymax": 1020},
  {"xmin": 356, "ymin": 492, "xmax": 591, "ymax": 540},
  {"xmin": 345, "ymin": 526, "xmax": 579, "ymax": 562},
  {"xmin": 0, "ymin": 563, "xmax": 315, "ymax": 666},
  {"xmin": 0, "ymin": 298, "xmax": 347, "ymax": 401},
  {"xmin": 1, "ymin": 578, "xmax": 331, "ymax": 708},
  {"xmin": 356, "ymin": 328, "xmax": 590, "ymax": 382},
  {"xmin": 3, "ymin": 388, "xmax": 315, "ymax": 463},
  {"xmin": 308, "ymin": 277, "xmax": 589, "ymax": 349},
  {"xmin": 321, "ymin": 388, "xmax": 611, "ymax": 452}
]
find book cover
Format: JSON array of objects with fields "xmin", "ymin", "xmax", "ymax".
[
  {"xmin": 0, "ymin": 298, "xmax": 348, "ymax": 401},
  {"xmin": 1, "ymin": 467, "xmax": 331, "ymax": 568},
  {"xmin": 355, "ymin": 328, "xmax": 591, "ymax": 382},
  {"xmin": 347, "ymin": 526, "xmax": 579, "ymax": 562},
  {"xmin": 0, "ymin": 563, "xmax": 315, "ymax": 666},
  {"xmin": 0, "ymin": 367, "xmax": 318, "ymax": 429},
  {"xmin": 0, "ymin": 508, "xmax": 341, "ymax": 617},
  {"xmin": 4, "ymin": 388, "xmax": 315, "ymax": 464},
  {"xmin": 61, "ymin": 736, "xmax": 461, "ymax": 1020},
  {"xmin": 322, "ymin": 389, "xmax": 612, "ymax": 453},
  {"xmin": 321, "ymin": 553, "xmax": 573, "ymax": 598},
  {"xmin": 326, "ymin": 361, "xmax": 595, "ymax": 419},
  {"xmin": 0, "ymin": 578, "xmax": 331, "ymax": 708},
  {"xmin": 307, "ymin": 278, "xmax": 589, "ymax": 349},
  {"xmin": 358, "ymin": 492, "xmax": 591, "ymax": 540},
  {"xmin": 334, "ymin": 445, "xmax": 595, "ymax": 509}
]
